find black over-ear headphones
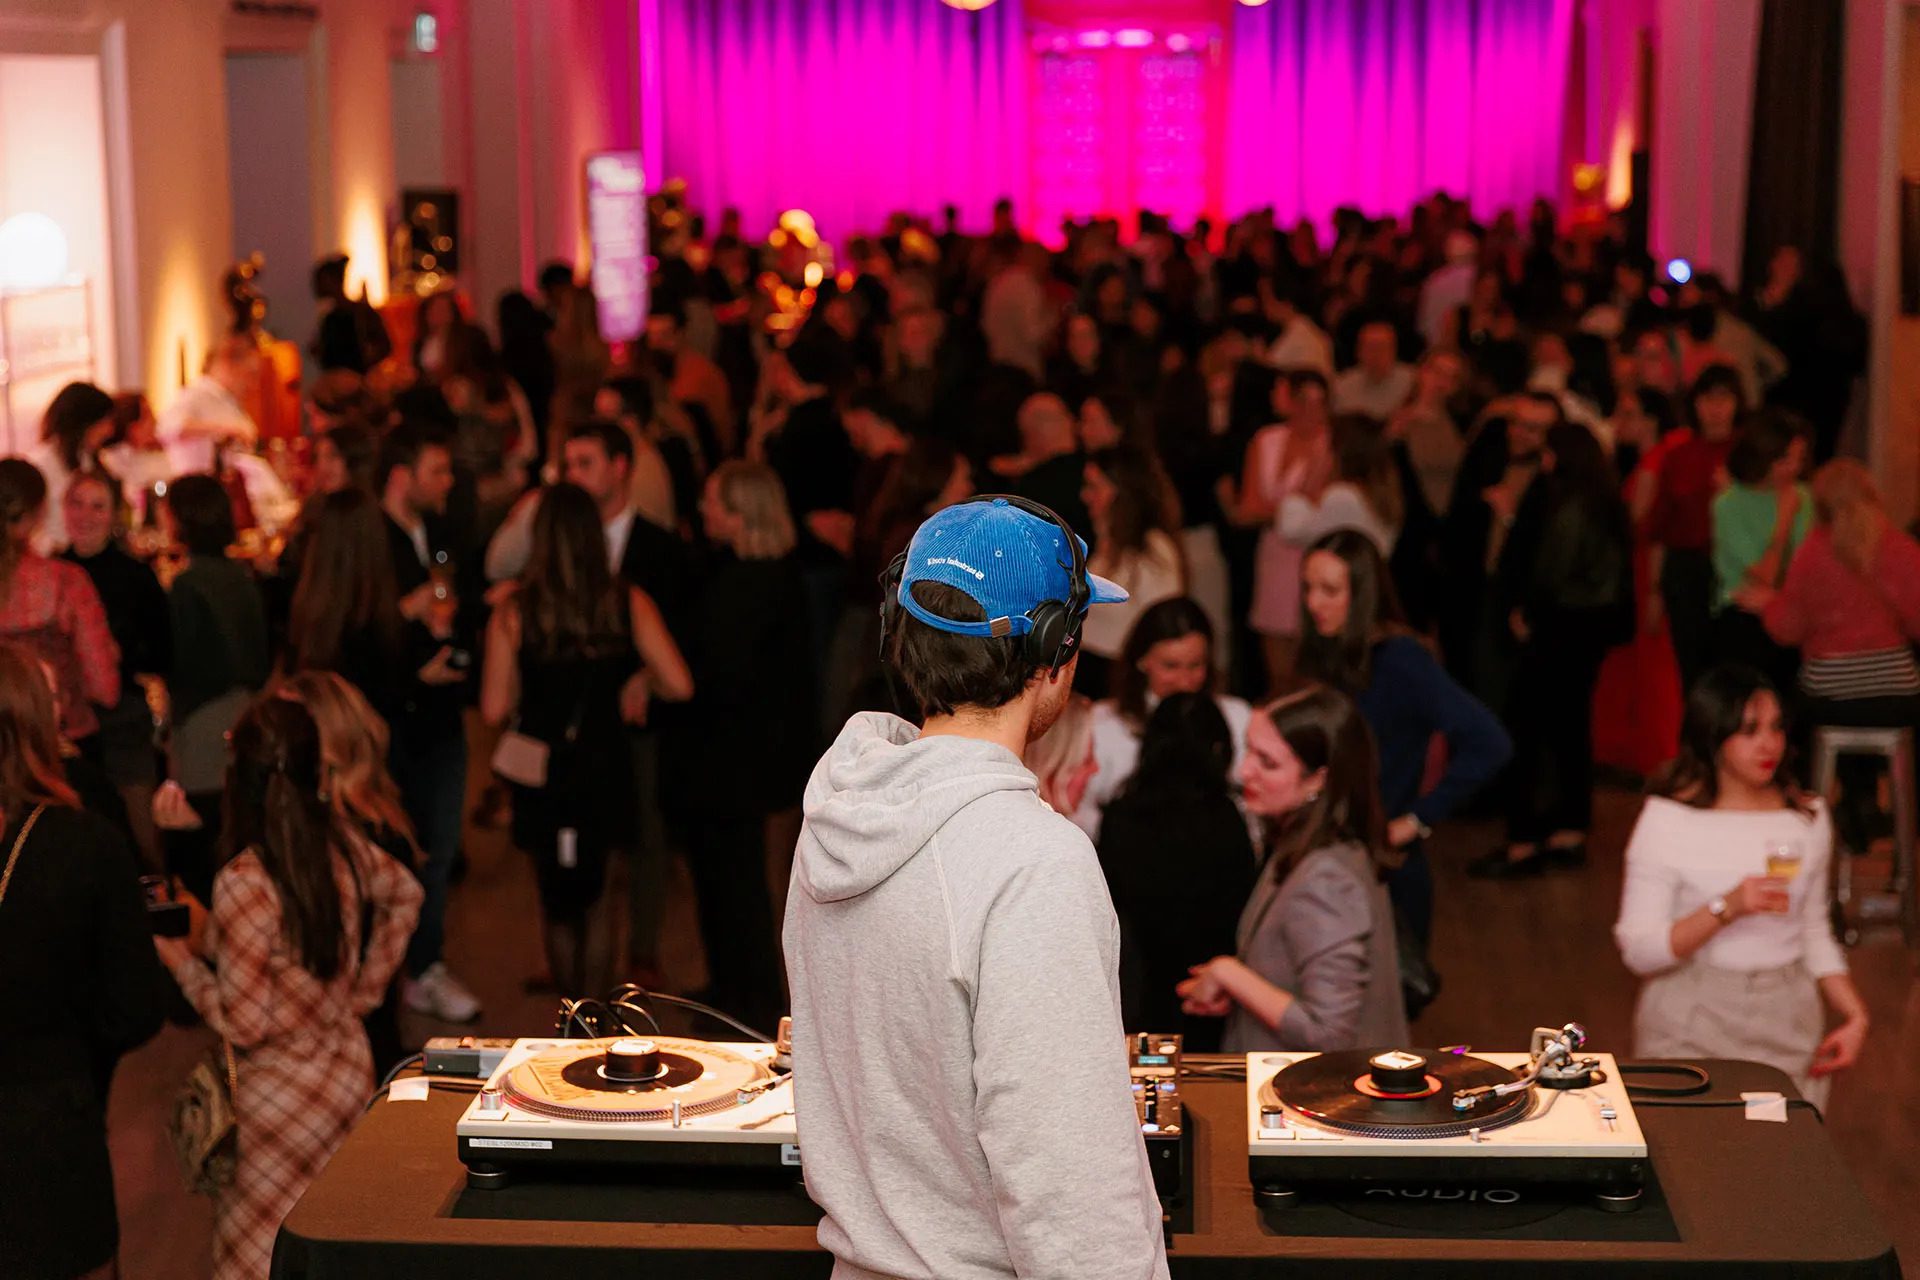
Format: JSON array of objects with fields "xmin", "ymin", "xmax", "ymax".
[{"xmin": 877, "ymin": 494, "xmax": 1091, "ymax": 673}]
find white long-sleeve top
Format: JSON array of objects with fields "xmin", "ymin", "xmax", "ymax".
[
  {"xmin": 1613, "ymin": 795, "xmax": 1847, "ymax": 980},
  {"xmin": 1070, "ymin": 695, "xmax": 1253, "ymax": 844}
]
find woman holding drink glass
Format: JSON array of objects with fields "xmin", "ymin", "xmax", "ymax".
[{"xmin": 1613, "ymin": 665, "xmax": 1868, "ymax": 1107}]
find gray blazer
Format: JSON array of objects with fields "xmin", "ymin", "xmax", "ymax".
[{"xmin": 1222, "ymin": 841, "xmax": 1410, "ymax": 1053}]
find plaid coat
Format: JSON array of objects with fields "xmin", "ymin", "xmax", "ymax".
[{"xmin": 168, "ymin": 837, "xmax": 421, "ymax": 1280}]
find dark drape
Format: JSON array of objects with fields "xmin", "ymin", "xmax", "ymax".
[{"xmin": 1740, "ymin": 0, "xmax": 1845, "ymax": 293}]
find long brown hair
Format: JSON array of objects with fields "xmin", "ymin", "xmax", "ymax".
[
  {"xmin": 1087, "ymin": 447, "xmax": 1180, "ymax": 562},
  {"xmin": 0, "ymin": 641, "xmax": 78, "ymax": 824},
  {"xmin": 1329, "ymin": 414, "xmax": 1403, "ymax": 531},
  {"xmin": 518, "ymin": 482, "xmax": 628, "ymax": 658},
  {"xmin": 222, "ymin": 697, "xmax": 356, "ymax": 979},
  {"xmin": 288, "ymin": 488, "xmax": 401, "ymax": 672},
  {"xmin": 277, "ymin": 671, "xmax": 419, "ymax": 862},
  {"xmin": 1294, "ymin": 530, "xmax": 1409, "ymax": 696},
  {"xmin": 1257, "ymin": 684, "xmax": 1397, "ymax": 882},
  {"xmin": 0, "ymin": 459, "xmax": 47, "ymax": 597}
]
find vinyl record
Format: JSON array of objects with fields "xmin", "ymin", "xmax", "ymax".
[
  {"xmin": 1265, "ymin": 1050, "xmax": 1532, "ymax": 1139},
  {"xmin": 500, "ymin": 1038, "xmax": 772, "ymax": 1124}
]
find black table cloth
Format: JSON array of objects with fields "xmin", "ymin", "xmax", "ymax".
[{"xmin": 271, "ymin": 1057, "xmax": 1898, "ymax": 1278}]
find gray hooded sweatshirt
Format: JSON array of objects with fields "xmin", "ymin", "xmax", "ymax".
[{"xmin": 784, "ymin": 712, "xmax": 1170, "ymax": 1280}]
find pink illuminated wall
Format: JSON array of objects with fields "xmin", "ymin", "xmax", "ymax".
[
  {"xmin": 1225, "ymin": 0, "xmax": 1577, "ymax": 228},
  {"xmin": 641, "ymin": 0, "xmax": 1577, "ymax": 240}
]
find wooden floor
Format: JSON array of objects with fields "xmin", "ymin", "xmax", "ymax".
[{"xmin": 109, "ymin": 773, "xmax": 1918, "ymax": 1277}]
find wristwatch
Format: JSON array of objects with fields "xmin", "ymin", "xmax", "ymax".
[{"xmin": 1707, "ymin": 896, "xmax": 1732, "ymax": 924}]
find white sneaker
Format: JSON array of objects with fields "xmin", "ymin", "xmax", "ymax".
[{"xmin": 405, "ymin": 962, "xmax": 482, "ymax": 1023}]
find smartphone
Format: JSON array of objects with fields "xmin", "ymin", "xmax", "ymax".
[{"xmin": 141, "ymin": 874, "xmax": 190, "ymax": 938}]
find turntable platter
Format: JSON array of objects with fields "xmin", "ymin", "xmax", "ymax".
[
  {"xmin": 501, "ymin": 1037, "xmax": 772, "ymax": 1124},
  {"xmin": 1265, "ymin": 1050, "xmax": 1532, "ymax": 1138}
]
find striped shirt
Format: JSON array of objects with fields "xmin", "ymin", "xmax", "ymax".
[{"xmin": 1800, "ymin": 648, "xmax": 1920, "ymax": 700}]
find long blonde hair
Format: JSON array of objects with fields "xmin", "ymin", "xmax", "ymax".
[
  {"xmin": 1810, "ymin": 459, "xmax": 1887, "ymax": 577},
  {"xmin": 277, "ymin": 671, "xmax": 419, "ymax": 862},
  {"xmin": 711, "ymin": 461, "xmax": 797, "ymax": 560}
]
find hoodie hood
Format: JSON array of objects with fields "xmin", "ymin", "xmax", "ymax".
[{"xmin": 794, "ymin": 712, "xmax": 1039, "ymax": 903}]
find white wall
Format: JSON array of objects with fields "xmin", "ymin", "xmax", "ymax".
[
  {"xmin": 0, "ymin": 52, "xmax": 116, "ymax": 448},
  {"xmin": 390, "ymin": 56, "xmax": 447, "ymax": 189},
  {"xmin": 226, "ymin": 52, "xmax": 317, "ymax": 355}
]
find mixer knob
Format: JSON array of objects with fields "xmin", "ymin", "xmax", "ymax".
[{"xmin": 478, "ymin": 1087, "xmax": 505, "ymax": 1113}]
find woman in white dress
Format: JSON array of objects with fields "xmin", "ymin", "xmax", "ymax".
[
  {"xmin": 1278, "ymin": 414, "xmax": 1403, "ymax": 557},
  {"xmin": 1613, "ymin": 665, "xmax": 1868, "ymax": 1107},
  {"xmin": 1227, "ymin": 370, "xmax": 1331, "ymax": 694}
]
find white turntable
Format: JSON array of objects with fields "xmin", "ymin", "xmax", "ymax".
[
  {"xmin": 456, "ymin": 1036, "xmax": 798, "ymax": 1188},
  {"xmin": 1245, "ymin": 1024, "xmax": 1649, "ymax": 1209}
]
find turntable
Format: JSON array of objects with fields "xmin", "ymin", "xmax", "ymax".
[
  {"xmin": 1246, "ymin": 1024, "xmax": 1648, "ymax": 1209},
  {"xmin": 456, "ymin": 1036, "xmax": 797, "ymax": 1188}
]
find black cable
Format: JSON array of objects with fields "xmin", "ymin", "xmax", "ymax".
[
  {"xmin": 1618, "ymin": 1062, "xmax": 1711, "ymax": 1097},
  {"xmin": 376, "ymin": 1052, "xmax": 425, "ymax": 1093},
  {"xmin": 619, "ymin": 987, "xmax": 774, "ymax": 1042}
]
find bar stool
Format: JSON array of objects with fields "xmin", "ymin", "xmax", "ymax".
[{"xmin": 1809, "ymin": 725, "xmax": 1917, "ymax": 947}]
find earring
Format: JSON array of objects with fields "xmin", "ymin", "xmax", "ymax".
[{"xmin": 1304, "ymin": 790, "xmax": 1322, "ymax": 805}]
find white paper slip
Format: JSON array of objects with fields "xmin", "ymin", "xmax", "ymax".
[
  {"xmin": 388, "ymin": 1077, "xmax": 431, "ymax": 1102},
  {"xmin": 1740, "ymin": 1091, "xmax": 1788, "ymax": 1123}
]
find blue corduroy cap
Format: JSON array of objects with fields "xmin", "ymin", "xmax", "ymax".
[{"xmin": 897, "ymin": 497, "xmax": 1127, "ymax": 638}]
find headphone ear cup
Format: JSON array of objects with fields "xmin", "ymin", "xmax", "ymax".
[{"xmin": 1027, "ymin": 601, "xmax": 1069, "ymax": 670}]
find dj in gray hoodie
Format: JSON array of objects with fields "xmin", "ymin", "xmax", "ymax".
[{"xmin": 785, "ymin": 711, "xmax": 1169, "ymax": 1280}]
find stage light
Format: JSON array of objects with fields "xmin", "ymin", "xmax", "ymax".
[
  {"xmin": 940, "ymin": 0, "xmax": 997, "ymax": 10},
  {"xmin": 804, "ymin": 262, "xmax": 824, "ymax": 288},
  {"xmin": 1236, "ymin": 0, "xmax": 1272, "ymax": 7},
  {"xmin": 1166, "ymin": 33, "xmax": 1193, "ymax": 52},
  {"xmin": 1115, "ymin": 28, "xmax": 1152, "ymax": 48},
  {"xmin": 1077, "ymin": 29, "xmax": 1112, "ymax": 48},
  {"xmin": 0, "ymin": 212, "xmax": 69, "ymax": 292},
  {"xmin": 1666, "ymin": 258, "xmax": 1692, "ymax": 286}
]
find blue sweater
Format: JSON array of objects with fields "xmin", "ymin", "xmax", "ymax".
[{"xmin": 1354, "ymin": 635, "xmax": 1511, "ymax": 827}]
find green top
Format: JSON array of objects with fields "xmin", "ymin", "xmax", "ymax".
[{"xmin": 1710, "ymin": 482, "xmax": 1813, "ymax": 612}]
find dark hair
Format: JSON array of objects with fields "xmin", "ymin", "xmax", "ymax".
[
  {"xmin": 0, "ymin": 640, "xmax": 78, "ymax": 821},
  {"xmin": 1112, "ymin": 692, "xmax": 1236, "ymax": 812},
  {"xmin": 1294, "ymin": 530, "xmax": 1406, "ymax": 696},
  {"xmin": 1546, "ymin": 419, "xmax": 1618, "ymax": 508},
  {"xmin": 784, "ymin": 331, "xmax": 853, "ymax": 391},
  {"xmin": 564, "ymin": 417, "xmax": 635, "ymax": 467},
  {"xmin": 888, "ymin": 581, "xmax": 1039, "ymax": 717},
  {"xmin": 0, "ymin": 456, "xmax": 48, "ymax": 589},
  {"xmin": 1684, "ymin": 303, "xmax": 1718, "ymax": 344},
  {"xmin": 108, "ymin": 391, "xmax": 151, "ymax": 445},
  {"xmin": 41, "ymin": 381, "xmax": 115, "ymax": 472},
  {"xmin": 1627, "ymin": 386, "xmax": 1679, "ymax": 439},
  {"xmin": 1087, "ymin": 448, "xmax": 1176, "ymax": 560},
  {"xmin": 600, "ymin": 375, "xmax": 654, "ymax": 426},
  {"xmin": 1651, "ymin": 665, "xmax": 1809, "ymax": 813},
  {"xmin": 311, "ymin": 254, "xmax": 349, "ymax": 299},
  {"xmin": 375, "ymin": 419, "xmax": 450, "ymax": 491},
  {"xmin": 1287, "ymin": 368, "xmax": 1330, "ymax": 401},
  {"xmin": 1328, "ymin": 414, "xmax": 1402, "ymax": 530},
  {"xmin": 1113, "ymin": 596, "xmax": 1214, "ymax": 730},
  {"xmin": 1228, "ymin": 363, "xmax": 1281, "ymax": 435},
  {"xmin": 1726, "ymin": 407, "xmax": 1807, "ymax": 487},
  {"xmin": 538, "ymin": 260, "xmax": 576, "ymax": 295},
  {"xmin": 1257, "ymin": 684, "xmax": 1396, "ymax": 879},
  {"xmin": 222, "ymin": 697, "xmax": 355, "ymax": 980},
  {"xmin": 1685, "ymin": 363, "xmax": 1746, "ymax": 428},
  {"xmin": 165, "ymin": 473, "xmax": 237, "ymax": 557},
  {"xmin": 519, "ymin": 483, "xmax": 629, "ymax": 659},
  {"xmin": 288, "ymin": 488, "xmax": 401, "ymax": 672},
  {"xmin": 1082, "ymin": 387, "xmax": 1151, "ymax": 454},
  {"xmin": 869, "ymin": 436, "xmax": 960, "ymax": 536},
  {"xmin": 318, "ymin": 422, "xmax": 378, "ymax": 493}
]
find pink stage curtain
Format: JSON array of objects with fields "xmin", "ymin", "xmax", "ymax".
[
  {"xmin": 1224, "ymin": 0, "xmax": 1576, "ymax": 228},
  {"xmin": 649, "ymin": 0, "xmax": 1030, "ymax": 241}
]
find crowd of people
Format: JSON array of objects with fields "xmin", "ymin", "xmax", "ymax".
[{"xmin": 0, "ymin": 186, "xmax": 1905, "ymax": 1279}]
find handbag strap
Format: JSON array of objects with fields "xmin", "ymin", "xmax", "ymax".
[{"xmin": 0, "ymin": 805, "xmax": 47, "ymax": 909}]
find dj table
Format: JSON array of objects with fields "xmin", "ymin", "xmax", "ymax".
[{"xmin": 270, "ymin": 1057, "xmax": 1898, "ymax": 1278}]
